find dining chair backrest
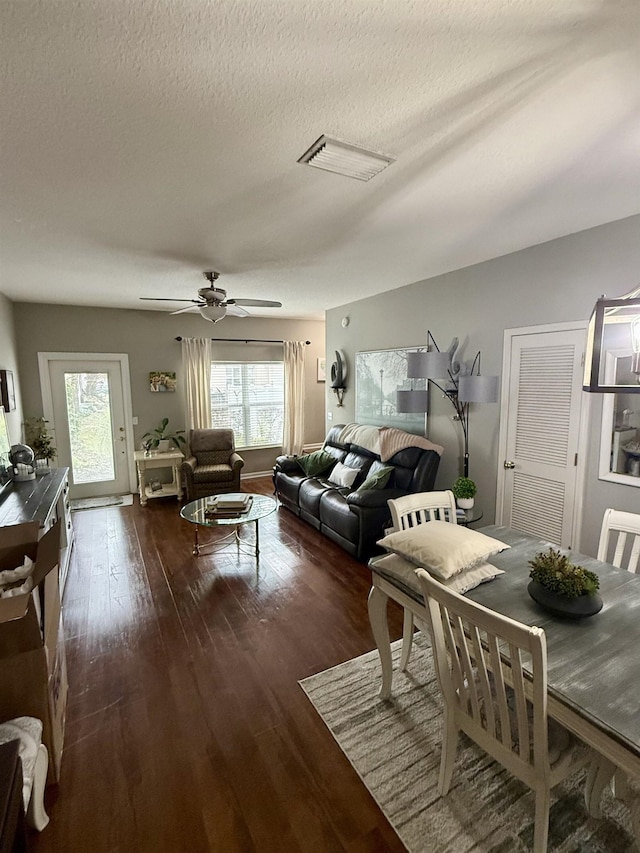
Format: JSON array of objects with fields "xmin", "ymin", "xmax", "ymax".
[
  {"xmin": 416, "ymin": 568, "xmax": 549, "ymax": 788},
  {"xmin": 597, "ymin": 508, "xmax": 640, "ymax": 574},
  {"xmin": 388, "ymin": 490, "xmax": 457, "ymax": 533}
]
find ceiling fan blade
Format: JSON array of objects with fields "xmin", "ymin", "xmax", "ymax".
[
  {"xmin": 225, "ymin": 304, "xmax": 250, "ymax": 318},
  {"xmin": 140, "ymin": 297, "xmax": 201, "ymax": 303},
  {"xmin": 228, "ymin": 298, "xmax": 282, "ymax": 308},
  {"xmin": 170, "ymin": 305, "xmax": 203, "ymax": 315}
]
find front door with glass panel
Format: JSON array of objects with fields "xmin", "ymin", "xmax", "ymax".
[{"xmin": 45, "ymin": 359, "xmax": 130, "ymax": 499}]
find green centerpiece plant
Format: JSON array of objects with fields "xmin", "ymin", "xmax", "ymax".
[
  {"xmin": 527, "ymin": 547, "xmax": 602, "ymax": 617},
  {"xmin": 451, "ymin": 476, "xmax": 476, "ymax": 509}
]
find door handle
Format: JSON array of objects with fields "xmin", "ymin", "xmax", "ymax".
[{"xmin": 504, "ymin": 460, "xmax": 516, "ymax": 469}]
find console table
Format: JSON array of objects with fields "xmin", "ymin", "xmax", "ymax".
[
  {"xmin": 134, "ymin": 450, "xmax": 184, "ymax": 506},
  {"xmin": 0, "ymin": 468, "xmax": 73, "ymax": 594}
]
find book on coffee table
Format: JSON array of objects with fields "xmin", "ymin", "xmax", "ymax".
[{"xmin": 204, "ymin": 495, "xmax": 253, "ymax": 517}]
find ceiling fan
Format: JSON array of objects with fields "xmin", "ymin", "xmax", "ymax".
[{"xmin": 140, "ymin": 271, "xmax": 282, "ymax": 323}]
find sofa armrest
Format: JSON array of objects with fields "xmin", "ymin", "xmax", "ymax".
[
  {"xmin": 181, "ymin": 456, "xmax": 197, "ymax": 474},
  {"xmin": 346, "ymin": 488, "xmax": 407, "ymax": 509},
  {"xmin": 274, "ymin": 455, "xmax": 300, "ymax": 475},
  {"xmin": 230, "ymin": 452, "xmax": 244, "ymax": 472}
]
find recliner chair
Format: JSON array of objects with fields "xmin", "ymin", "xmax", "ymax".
[{"xmin": 181, "ymin": 429, "xmax": 244, "ymax": 501}]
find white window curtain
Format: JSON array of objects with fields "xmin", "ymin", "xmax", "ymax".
[
  {"xmin": 181, "ymin": 337, "xmax": 212, "ymax": 434},
  {"xmin": 283, "ymin": 341, "xmax": 306, "ymax": 455}
]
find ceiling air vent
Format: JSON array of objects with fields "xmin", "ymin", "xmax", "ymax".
[{"xmin": 297, "ymin": 135, "xmax": 395, "ymax": 182}]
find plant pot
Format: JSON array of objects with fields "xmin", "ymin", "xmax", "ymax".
[
  {"xmin": 456, "ymin": 497, "xmax": 474, "ymax": 509},
  {"xmin": 527, "ymin": 581, "xmax": 603, "ymax": 618},
  {"xmin": 156, "ymin": 440, "xmax": 171, "ymax": 453}
]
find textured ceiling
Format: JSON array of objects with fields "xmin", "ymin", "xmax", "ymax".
[{"xmin": 1, "ymin": 0, "xmax": 639, "ymax": 320}]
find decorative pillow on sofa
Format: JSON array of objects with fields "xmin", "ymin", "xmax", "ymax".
[
  {"xmin": 356, "ymin": 464, "xmax": 394, "ymax": 491},
  {"xmin": 296, "ymin": 450, "xmax": 336, "ymax": 476},
  {"xmin": 371, "ymin": 552, "xmax": 504, "ymax": 595},
  {"xmin": 377, "ymin": 521, "xmax": 509, "ymax": 580},
  {"xmin": 327, "ymin": 460, "xmax": 361, "ymax": 488}
]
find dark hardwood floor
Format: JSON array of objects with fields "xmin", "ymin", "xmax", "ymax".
[{"xmin": 31, "ymin": 478, "xmax": 406, "ymax": 852}]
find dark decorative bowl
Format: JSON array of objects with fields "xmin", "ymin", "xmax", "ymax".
[{"xmin": 527, "ymin": 581, "xmax": 603, "ymax": 618}]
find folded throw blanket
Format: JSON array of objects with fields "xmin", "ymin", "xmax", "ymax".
[
  {"xmin": 337, "ymin": 423, "xmax": 381, "ymax": 454},
  {"xmin": 337, "ymin": 423, "xmax": 443, "ymax": 461},
  {"xmin": 378, "ymin": 427, "xmax": 444, "ymax": 461}
]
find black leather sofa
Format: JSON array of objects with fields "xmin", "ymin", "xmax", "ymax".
[{"xmin": 273, "ymin": 424, "xmax": 441, "ymax": 562}]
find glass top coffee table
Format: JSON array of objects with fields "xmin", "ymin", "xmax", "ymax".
[{"xmin": 180, "ymin": 493, "xmax": 276, "ymax": 558}]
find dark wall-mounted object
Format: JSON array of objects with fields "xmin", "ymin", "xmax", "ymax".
[
  {"xmin": 0, "ymin": 370, "xmax": 16, "ymax": 412},
  {"xmin": 330, "ymin": 350, "xmax": 347, "ymax": 406}
]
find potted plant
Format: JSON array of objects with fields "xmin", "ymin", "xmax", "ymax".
[
  {"xmin": 142, "ymin": 418, "xmax": 186, "ymax": 453},
  {"xmin": 528, "ymin": 547, "xmax": 603, "ymax": 618},
  {"xmin": 23, "ymin": 417, "xmax": 57, "ymax": 472},
  {"xmin": 452, "ymin": 476, "xmax": 476, "ymax": 509}
]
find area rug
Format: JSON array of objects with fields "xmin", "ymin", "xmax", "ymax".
[
  {"xmin": 70, "ymin": 494, "xmax": 134, "ymax": 511},
  {"xmin": 300, "ymin": 636, "xmax": 634, "ymax": 852}
]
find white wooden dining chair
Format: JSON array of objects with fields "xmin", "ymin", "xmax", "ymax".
[
  {"xmin": 587, "ymin": 508, "xmax": 640, "ymax": 825},
  {"xmin": 416, "ymin": 568, "xmax": 589, "ymax": 853},
  {"xmin": 386, "ymin": 490, "xmax": 457, "ymax": 671},
  {"xmin": 597, "ymin": 508, "xmax": 640, "ymax": 573}
]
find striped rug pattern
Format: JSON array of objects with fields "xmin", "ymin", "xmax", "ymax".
[{"xmin": 300, "ymin": 636, "xmax": 634, "ymax": 852}]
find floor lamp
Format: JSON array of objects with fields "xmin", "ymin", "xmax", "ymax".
[{"xmin": 396, "ymin": 332, "xmax": 499, "ymax": 477}]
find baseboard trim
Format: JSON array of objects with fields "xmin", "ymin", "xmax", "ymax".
[{"xmin": 242, "ymin": 470, "xmax": 273, "ymax": 480}]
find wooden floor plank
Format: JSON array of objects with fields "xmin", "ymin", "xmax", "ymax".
[{"xmin": 30, "ymin": 478, "xmax": 406, "ymax": 852}]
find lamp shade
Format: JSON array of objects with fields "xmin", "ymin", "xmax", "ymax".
[
  {"xmin": 408, "ymin": 350, "xmax": 450, "ymax": 379},
  {"xmin": 396, "ymin": 389, "xmax": 429, "ymax": 413},
  {"xmin": 458, "ymin": 374, "xmax": 499, "ymax": 403}
]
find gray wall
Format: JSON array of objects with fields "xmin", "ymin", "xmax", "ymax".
[
  {"xmin": 0, "ymin": 293, "xmax": 23, "ymax": 442},
  {"xmin": 326, "ymin": 214, "xmax": 640, "ymax": 557},
  {"xmin": 12, "ymin": 303, "xmax": 326, "ymax": 475}
]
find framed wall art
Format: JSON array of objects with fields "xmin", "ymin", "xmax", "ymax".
[
  {"xmin": 149, "ymin": 371, "xmax": 177, "ymax": 392},
  {"xmin": 355, "ymin": 347, "xmax": 427, "ymax": 435},
  {"xmin": 317, "ymin": 357, "xmax": 326, "ymax": 382}
]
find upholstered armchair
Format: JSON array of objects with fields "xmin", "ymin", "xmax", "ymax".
[{"xmin": 181, "ymin": 429, "xmax": 244, "ymax": 501}]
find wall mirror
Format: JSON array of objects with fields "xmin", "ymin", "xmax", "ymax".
[{"xmin": 599, "ymin": 349, "xmax": 640, "ymax": 487}]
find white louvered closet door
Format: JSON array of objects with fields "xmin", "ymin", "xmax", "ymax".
[{"xmin": 500, "ymin": 329, "xmax": 585, "ymax": 547}]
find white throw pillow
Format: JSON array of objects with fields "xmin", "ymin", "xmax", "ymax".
[
  {"xmin": 377, "ymin": 521, "xmax": 509, "ymax": 580},
  {"xmin": 328, "ymin": 461, "xmax": 360, "ymax": 488},
  {"xmin": 371, "ymin": 552, "xmax": 504, "ymax": 595}
]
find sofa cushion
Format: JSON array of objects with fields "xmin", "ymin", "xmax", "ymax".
[
  {"xmin": 357, "ymin": 462, "xmax": 394, "ymax": 491},
  {"xmin": 327, "ymin": 461, "xmax": 360, "ymax": 488},
  {"xmin": 297, "ymin": 450, "xmax": 336, "ymax": 476},
  {"xmin": 193, "ymin": 463, "xmax": 235, "ymax": 483},
  {"xmin": 299, "ymin": 477, "xmax": 338, "ymax": 518},
  {"xmin": 319, "ymin": 490, "xmax": 360, "ymax": 541}
]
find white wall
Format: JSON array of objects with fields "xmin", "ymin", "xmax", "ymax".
[{"xmin": 326, "ymin": 214, "xmax": 640, "ymax": 557}]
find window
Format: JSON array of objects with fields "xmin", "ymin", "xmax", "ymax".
[{"xmin": 210, "ymin": 362, "xmax": 284, "ymax": 448}]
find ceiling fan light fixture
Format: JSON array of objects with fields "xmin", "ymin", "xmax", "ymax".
[
  {"xmin": 199, "ymin": 304, "xmax": 227, "ymax": 323},
  {"xmin": 298, "ymin": 135, "xmax": 394, "ymax": 181}
]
